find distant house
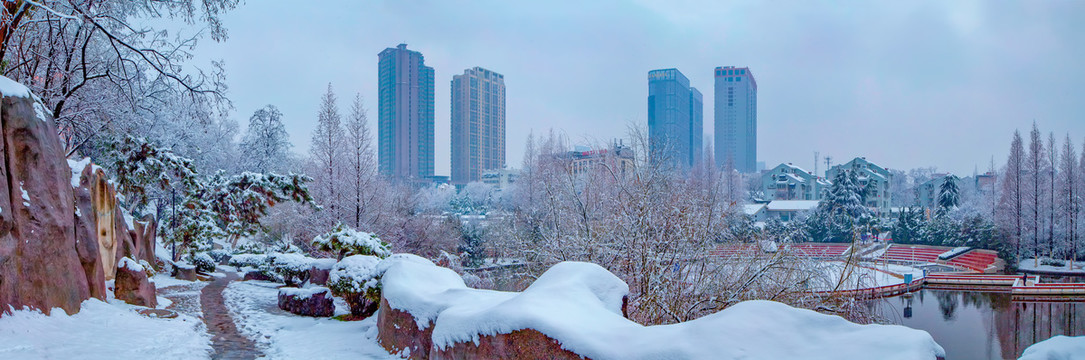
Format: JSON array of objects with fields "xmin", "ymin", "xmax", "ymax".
[
  {"xmin": 916, "ymin": 173, "xmax": 950, "ymax": 210},
  {"xmin": 826, "ymin": 157, "xmax": 893, "ymax": 215},
  {"xmin": 744, "ymin": 203, "xmax": 768, "ymax": 221},
  {"xmin": 761, "ymin": 163, "xmax": 830, "ymax": 201},
  {"xmin": 564, "ymin": 143, "xmax": 635, "ymax": 177},
  {"xmin": 765, "ymin": 200, "xmax": 820, "ymax": 221},
  {"xmin": 481, "ymin": 168, "xmax": 519, "ymax": 191}
]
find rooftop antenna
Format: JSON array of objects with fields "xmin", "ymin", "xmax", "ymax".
[
  {"xmin": 824, "ymin": 156, "xmax": 833, "ymax": 176},
  {"xmin": 814, "ymin": 151, "xmax": 820, "ymax": 176}
]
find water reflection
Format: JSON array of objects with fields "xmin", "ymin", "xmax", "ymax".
[{"xmin": 877, "ymin": 289, "xmax": 1085, "ymax": 359}]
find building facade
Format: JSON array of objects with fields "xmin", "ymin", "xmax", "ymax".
[
  {"xmin": 565, "ymin": 143, "xmax": 635, "ymax": 177},
  {"xmin": 826, "ymin": 157, "xmax": 893, "ymax": 215},
  {"xmin": 761, "ymin": 163, "xmax": 830, "ymax": 201},
  {"xmin": 480, "ymin": 168, "xmax": 519, "ymax": 191},
  {"xmin": 714, "ymin": 66, "xmax": 757, "ymax": 173},
  {"xmin": 451, "ymin": 67, "xmax": 506, "ymax": 185},
  {"xmin": 378, "ymin": 44, "xmax": 435, "ymax": 182},
  {"xmin": 648, "ymin": 68, "xmax": 702, "ymax": 171}
]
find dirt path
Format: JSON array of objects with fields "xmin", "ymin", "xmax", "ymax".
[{"xmin": 199, "ymin": 272, "xmax": 262, "ymax": 360}]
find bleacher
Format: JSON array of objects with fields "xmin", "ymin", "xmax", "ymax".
[
  {"xmin": 876, "ymin": 244, "xmax": 946, "ymax": 263},
  {"xmin": 709, "ymin": 243, "xmax": 759, "ymax": 258},
  {"xmin": 946, "ymin": 250, "xmax": 999, "ymax": 272},
  {"xmin": 784, "ymin": 243, "xmax": 851, "ymax": 258}
]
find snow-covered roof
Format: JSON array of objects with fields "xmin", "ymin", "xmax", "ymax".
[
  {"xmin": 744, "ymin": 203, "xmax": 767, "ymax": 215},
  {"xmin": 766, "ymin": 200, "xmax": 820, "ymax": 211}
]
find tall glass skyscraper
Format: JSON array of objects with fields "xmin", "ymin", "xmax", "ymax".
[
  {"xmin": 714, "ymin": 66, "xmax": 757, "ymax": 173},
  {"xmin": 451, "ymin": 67, "xmax": 506, "ymax": 185},
  {"xmin": 648, "ymin": 68, "xmax": 703, "ymax": 170},
  {"xmin": 378, "ymin": 44, "xmax": 434, "ymax": 182}
]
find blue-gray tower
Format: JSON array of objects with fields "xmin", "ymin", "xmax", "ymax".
[
  {"xmin": 648, "ymin": 68, "xmax": 703, "ymax": 171},
  {"xmin": 378, "ymin": 44, "xmax": 435, "ymax": 182},
  {"xmin": 714, "ymin": 66, "xmax": 757, "ymax": 173}
]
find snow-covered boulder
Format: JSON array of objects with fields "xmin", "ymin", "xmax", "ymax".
[
  {"xmin": 277, "ymin": 286, "xmax": 334, "ymax": 317},
  {"xmin": 375, "ymin": 254, "xmax": 946, "ymax": 360},
  {"xmin": 308, "ymin": 258, "xmax": 337, "ymax": 286},
  {"xmin": 269, "ymin": 252, "xmax": 314, "ymax": 286},
  {"xmin": 1020, "ymin": 335, "xmax": 1085, "ymax": 360},
  {"xmin": 172, "ymin": 263, "xmax": 198, "ymax": 281},
  {"xmin": 0, "ymin": 76, "xmax": 92, "ymax": 316},
  {"xmin": 114, "ymin": 257, "xmax": 156, "ymax": 308}
]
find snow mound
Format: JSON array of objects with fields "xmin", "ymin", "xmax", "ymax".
[
  {"xmin": 311, "ymin": 258, "xmax": 337, "ymax": 270},
  {"xmin": 67, "ymin": 158, "xmax": 92, "ymax": 188},
  {"xmin": 269, "ymin": 252, "xmax": 313, "ymax": 272},
  {"xmin": 312, "ymin": 225, "xmax": 391, "ymax": 258},
  {"xmin": 937, "ymin": 247, "xmax": 970, "ymax": 260},
  {"xmin": 118, "ymin": 257, "xmax": 144, "ymax": 272},
  {"xmin": 1020, "ymin": 335, "xmax": 1085, "ymax": 360},
  {"xmin": 0, "ymin": 75, "xmax": 34, "ymax": 99},
  {"xmin": 278, "ymin": 286, "xmax": 330, "ymax": 300},
  {"xmin": 380, "ymin": 255, "xmax": 946, "ymax": 360},
  {"xmin": 0, "ymin": 299, "xmax": 210, "ymax": 359}
]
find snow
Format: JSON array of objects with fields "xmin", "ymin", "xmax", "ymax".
[
  {"xmin": 937, "ymin": 247, "xmax": 970, "ymax": 260},
  {"xmin": 812, "ymin": 261, "xmax": 923, "ymax": 291},
  {"xmin": 744, "ymin": 203, "xmax": 767, "ymax": 216},
  {"xmin": 224, "ymin": 280, "xmax": 398, "ymax": 359},
  {"xmin": 118, "ymin": 256, "xmax": 145, "ymax": 272},
  {"xmin": 269, "ymin": 252, "xmax": 314, "ymax": 272},
  {"xmin": 0, "ymin": 75, "xmax": 34, "ymax": 99},
  {"xmin": 33, "ymin": 101, "xmax": 46, "ymax": 122},
  {"xmin": 278, "ymin": 286, "xmax": 330, "ymax": 300},
  {"xmin": 329, "ymin": 255, "xmax": 381, "ymax": 293},
  {"xmin": 19, "ymin": 182, "xmax": 29, "ymax": 207},
  {"xmin": 151, "ymin": 273, "xmax": 201, "ymax": 288},
  {"xmin": 766, "ymin": 200, "xmax": 821, "ymax": 211},
  {"xmin": 67, "ymin": 158, "xmax": 91, "ymax": 187},
  {"xmin": 1018, "ymin": 259, "xmax": 1085, "ymax": 275},
  {"xmin": 229, "ymin": 253, "xmax": 269, "ymax": 268},
  {"xmin": 381, "ymin": 256, "xmax": 944, "ymax": 359},
  {"xmin": 0, "ymin": 299, "xmax": 210, "ymax": 359},
  {"xmin": 311, "ymin": 258, "xmax": 337, "ymax": 270},
  {"xmin": 312, "ymin": 226, "xmax": 392, "ymax": 258},
  {"xmin": 1020, "ymin": 335, "xmax": 1085, "ymax": 360}
]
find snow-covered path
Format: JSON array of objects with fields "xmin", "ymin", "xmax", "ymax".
[
  {"xmin": 201, "ymin": 272, "xmax": 262, "ymax": 359},
  {"xmin": 224, "ymin": 280, "xmax": 399, "ymax": 359}
]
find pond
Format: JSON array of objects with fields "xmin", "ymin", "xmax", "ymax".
[{"xmin": 877, "ymin": 289, "xmax": 1085, "ymax": 359}]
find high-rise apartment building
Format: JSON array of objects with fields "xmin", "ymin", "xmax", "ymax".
[
  {"xmin": 648, "ymin": 68, "xmax": 703, "ymax": 170},
  {"xmin": 378, "ymin": 44, "xmax": 435, "ymax": 182},
  {"xmin": 451, "ymin": 67, "xmax": 506, "ymax": 185},
  {"xmin": 714, "ymin": 66, "xmax": 757, "ymax": 173}
]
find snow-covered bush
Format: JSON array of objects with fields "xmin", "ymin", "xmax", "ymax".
[
  {"xmin": 269, "ymin": 252, "xmax": 313, "ymax": 286},
  {"xmin": 328, "ymin": 255, "xmax": 382, "ymax": 317},
  {"xmin": 191, "ymin": 252, "xmax": 216, "ymax": 273},
  {"xmin": 208, "ymin": 249, "xmax": 231, "ymax": 263},
  {"xmin": 312, "ymin": 223, "xmax": 391, "ymax": 260},
  {"xmin": 138, "ymin": 259, "xmax": 156, "ymax": 277},
  {"xmin": 229, "ymin": 253, "xmax": 269, "ymax": 269}
]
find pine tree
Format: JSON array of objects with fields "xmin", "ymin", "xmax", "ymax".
[
  {"xmin": 240, "ymin": 105, "xmax": 291, "ymax": 174},
  {"xmin": 935, "ymin": 174, "xmax": 960, "ymax": 217},
  {"xmin": 311, "ymin": 83, "xmax": 345, "ymax": 223}
]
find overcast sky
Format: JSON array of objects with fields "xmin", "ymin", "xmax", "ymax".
[{"xmin": 190, "ymin": 0, "xmax": 1085, "ymax": 177}]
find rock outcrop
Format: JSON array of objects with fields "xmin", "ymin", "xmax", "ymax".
[
  {"xmin": 0, "ymin": 77, "xmax": 91, "ymax": 315},
  {"xmin": 90, "ymin": 166, "xmax": 119, "ymax": 280},
  {"xmin": 277, "ymin": 287, "xmax": 334, "ymax": 317},
  {"xmin": 73, "ymin": 163, "xmax": 106, "ymax": 300},
  {"xmin": 114, "ymin": 257, "xmax": 156, "ymax": 308}
]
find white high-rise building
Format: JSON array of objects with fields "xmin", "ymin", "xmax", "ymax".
[
  {"xmin": 451, "ymin": 67, "xmax": 506, "ymax": 185},
  {"xmin": 714, "ymin": 66, "xmax": 757, "ymax": 173}
]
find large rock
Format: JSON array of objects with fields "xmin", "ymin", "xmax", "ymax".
[
  {"xmin": 114, "ymin": 257, "xmax": 156, "ymax": 307},
  {"xmin": 431, "ymin": 329, "xmax": 585, "ymax": 360},
  {"xmin": 72, "ymin": 163, "xmax": 105, "ymax": 300},
  {"xmin": 130, "ymin": 215, "xmax": 157, "ymax": 266},
  {"xmin": 173, "ymin": 263, "xmax": 198, "ymax": 281},
  {"xmin": 378, "ymin": 298, "xmax": 435, "ymax": 360},
  {"xmin": 0, "ymin": 78, "xmax": 90, "ymax": 315},
  {"xmin": 277, "ymin": 287, "xmax": 334, "ymax": 317},
  {"xmin": 90, "ymin": 166, "xmax": 119, "ymax": 280}
]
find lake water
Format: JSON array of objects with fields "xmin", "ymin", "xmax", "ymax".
[{"xmin": 877, "ymin": 289, "xmax": 1085, "ymax": 359}]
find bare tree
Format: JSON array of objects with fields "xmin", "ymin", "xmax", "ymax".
[
  {"xmin": 1027, "ymin": 123, "xmax": 1044, "ymax": 265},
  {"xmin": 343, "ymin": 93, "xmax": 380, "ymax": 229},
  {"xmin": 1059, "ymin": 136, "xmax": 1078, "ymax": 268},
  {"xmin": 997, "ymin": 130, "xmax": 1025, "ymax": 260},
  {"xmin": 1048, "ymin": 132, "xmax": 1057, "ymax": 258},
  {"xmin": 310, "ymin": 83, "xmax": 345, "ymax": 224}
]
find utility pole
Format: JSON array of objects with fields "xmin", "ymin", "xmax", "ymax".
[
  {"xmin": 814, "ymin": 151, "xmax": 820, "ymax": 177},
  {"xmin": 825, "ymin": 156, "xmax": 833, "ymax": 177}
]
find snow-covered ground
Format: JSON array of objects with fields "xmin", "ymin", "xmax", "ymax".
[
  {"xmin": 1018, "ymin": 258, "xmax": 1085, "ymax": 275},
  {"xmin": 223, "ymin": 280, "xmax": 399, "ymax": 359},
  {"xmin": 812, "ymin": 261, "xmax": 924, "ymax": 291},
  {"xmin": 1019, "ymin": 335, "xmax": 1085, "ymax": 360},
  {"xmin": 0, "ymin": 299, "xmax": 210, "ymax": 359}
]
